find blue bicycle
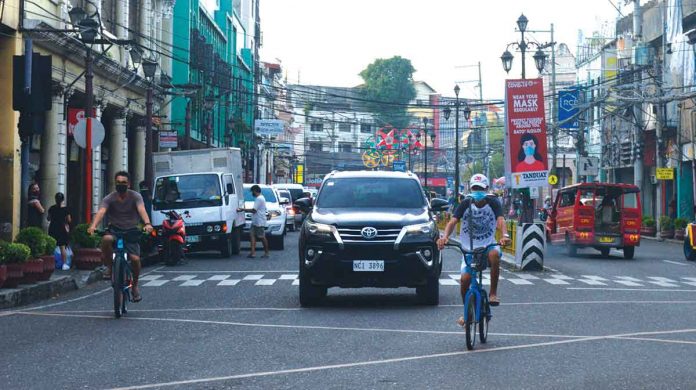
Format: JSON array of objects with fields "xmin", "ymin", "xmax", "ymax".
[
  {"xmin": 446, "ymin": 240, "xmax": 497, "ymax": 350},
  {"xmin": 99, "ymin": 228, "xmax": 143, "ymax": 318}
]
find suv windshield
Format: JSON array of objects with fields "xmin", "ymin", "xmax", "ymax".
[
  {"xmin": 153, "ymin": 174, "xmax": 221, "ymax": 210},
  {"xmin": 317, "ymin": 178, "xmax": 425, "ymax": 208},
  {"xmin": 244, "ymin": 187, "xmax": 278, "ymax": 203}
]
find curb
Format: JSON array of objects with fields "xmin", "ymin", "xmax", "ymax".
[
  {"xmin": 0, "ymin": 267, "xmax": 104, "ymax": 310},
  {"xmin": 640, "ymin": 235, "xmax": 684, "ymax": 245}
]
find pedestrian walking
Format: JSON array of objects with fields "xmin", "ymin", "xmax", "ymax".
[
  {"xmin": 238, "ymin": 184, "xmax": 269, "ymax": 258},
  {"xmin": 47, "ymin": 192, "xmax": 72, "ymax": 270},
  {"xmin": 27, "ymin": 183, "xmax": 45, "ymax": 228}
]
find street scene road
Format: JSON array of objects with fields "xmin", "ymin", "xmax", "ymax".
[{"xmin": 2, "ymin": 234, "xmax": 695, "ymax": 389}]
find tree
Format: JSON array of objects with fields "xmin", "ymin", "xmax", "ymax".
[{"xmin": 359, "ymin": 56, "xmax": 416, "ymax": 129}]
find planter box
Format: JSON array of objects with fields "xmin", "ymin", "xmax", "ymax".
[
  {"xmin": 74, "ymin": 248, "xmax": 102, "ymax": 270},
  {"xmin": 675, "ymin": 229, "xmax": 686, "ymax": 241},
  {"xmin": 0, "ymin": 265, "xmax": 6, "ymax": 289},
  {"xmin": 38, "ymin": 255, "xmax": 55, "ymax": 281},
  {"xmin": 21, "ymin": 259, "xmax": 44, "ymax": 284},
  {"xmin": 640, "ymin": 227, "xmax": 656, "ymax": 237},
  {"xmin": 4, "ymin": 263, "xmax": 24, "ymax": 288},
  {"xmin": 660, "ymin": 229, "xmax": 675, "ymax": 240}
]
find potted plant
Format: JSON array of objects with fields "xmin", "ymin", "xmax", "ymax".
[
  {"xmin": 39, "ymin": 235, "xmax": 57, "ymax": 281},
  {"xmin": 72, "ymin": 224, "xmax": 102, "ymax": 270},
  {"xmin": 3, "ymin": 242, "xmax": 30, "ymax": 288},
  {"xmin": 0, "ymin": 241, "xmax": 8, "ymax": 289},
  {"xmin": 659, "ymin": 216, "xmax": 674, "ymax": 239},
  {"xmin": 674, "ymin": 218, "xmax": 689, "ymax": 241},
  {"xmin": 640, "ymin": 216, "xmax": 656, "ymax": 237},
  {"xmin": 15, "ymin": 227, "xmax": 47, "ymax": 284}
]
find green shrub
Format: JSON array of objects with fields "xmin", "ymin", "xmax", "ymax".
[
  {"xmin": 0, "ymin": 240, "xmax": 10, "ymax": 264},
  {"xmin": 659, "ymin": 216, "xmax": 674, "ymax": 230},
  {"xmin": 44, "ymin": 235, "xmax": 57, "ymax": 255},
  {"xmin": 72, "ymin": 224, "xmax": 101, "ymax": 248},
  {"xmin": 674, "ymin": 217, "xmax": 689, "ymax": 230},
  {"xmin": 15, "ymin": 227, "xmax": 47, "ymax": 258},
  {"xmin": 642, "ymin": 216, "xmax": 655, "ymax": 228},
  {"xmin": 4, "ymin": 243, "xmax": 31, "ymax": 263}
]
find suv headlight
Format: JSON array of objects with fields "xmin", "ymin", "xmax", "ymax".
[
  {"xmin": 306, "ymin": 221, "xmax": 336, "ymax": 235},
  {"xmin": 269, "ymin": 210, "xmax": 282, "ymax": 218},
  {"xmin": 404, "ymin": 221, "xmax": 435, "ymax": 235}
]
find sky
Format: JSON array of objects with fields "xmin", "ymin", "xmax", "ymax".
[{"xmin": 258, "ymin": 0, "xmax": 630, "ymax": 100}]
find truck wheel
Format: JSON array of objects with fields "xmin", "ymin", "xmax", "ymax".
[
  {"xmin": 299, "ymin": 266, "xmax": 326, "ymax": 307},
  {"xmin": 623, "ymin": 246, "xmax": 635, "ymax": 260},
  {"xmin": 416, "ymin": 276, "xmax": 440, "ymax": 306},
  {"xmin": 221, "ymin": 235, "xmax": 233, "ymax": 258},
  {"xmin": 565, "ymin": 235, "xmax": 577, "ymax": 257},
  {"xmin": 230, "ymin": 227, "xmax": 241, "ymax": 255},
  {"xmin": 270, "ymin": 234, "xmax": 285, "ymax": 250}
]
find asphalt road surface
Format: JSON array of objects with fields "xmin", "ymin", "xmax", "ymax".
[{"xmin": 2, "ymin": 233, "xmax": 696, "ymax": 389}]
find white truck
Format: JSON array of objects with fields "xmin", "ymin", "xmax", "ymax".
[{"xmin": 151, "ymin": 148, "xmax": 245, "ymax": 257}]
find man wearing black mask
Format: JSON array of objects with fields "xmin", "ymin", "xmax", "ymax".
[{"xmin": 88, "ymin": 171, "xmax": 153, "ymax": 302}]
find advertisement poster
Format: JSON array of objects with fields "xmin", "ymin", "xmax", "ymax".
[
  {"xmin": 68, "ymin": 108, "xmax": 96, "ymax": 137},
  {"xmin": 504, "ymin": 79, "xmax": 548, "ymax": 188}
]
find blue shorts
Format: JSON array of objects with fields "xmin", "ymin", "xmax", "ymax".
[{"xmin": 460, "ymin": 245, "xmax": 501, "ymax": 274}]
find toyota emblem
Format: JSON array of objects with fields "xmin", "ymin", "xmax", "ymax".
[{"xmin": 361, "ymin": 227, "xmax": 378, "ymax": 239}]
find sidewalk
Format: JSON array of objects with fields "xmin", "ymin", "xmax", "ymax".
[{"xmin": 0, "ymin": 267, "xmax": 105, "ymax": 310}]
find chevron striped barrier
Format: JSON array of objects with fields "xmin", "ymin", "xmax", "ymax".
[{"xmin": 514, "ymin": 223, "xmax": 545, "ymax": 271}]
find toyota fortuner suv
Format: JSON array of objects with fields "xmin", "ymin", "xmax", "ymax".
[{"xmin": 294, "ymin": 171, "xmax": 449, "ymax": 306}]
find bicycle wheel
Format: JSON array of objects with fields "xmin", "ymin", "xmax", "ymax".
[
  {"xmin": 479, "ymin": 292, "xmax": 490, "ymax": 344},
  {"xmin": 465, "ymin": 294, "xmax": 477, "ymax": 350},
  {"xmin": 113, "ymin": 257, "xmax": 124, "ymax": 318}
]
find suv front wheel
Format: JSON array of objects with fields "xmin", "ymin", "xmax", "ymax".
[
  {"xmin": 299, "ymin": 261, "xmax": 327, "ymax": 307},
  {"xmin": 416, "ymin": 275, "xmax": 440, "ymax": 305}
]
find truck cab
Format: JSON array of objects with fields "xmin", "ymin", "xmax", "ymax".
[{"xmin": 150, "ymin": 148, "xmax": 245, "ymax": 257}]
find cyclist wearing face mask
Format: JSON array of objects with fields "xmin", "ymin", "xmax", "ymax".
[
  {"xmin": 437, "ymin": 174, "xmax": 511, "ymax": 307},
  {"xmin": 88, "ymin": 171, "xmax": 153, "ymax": 302}
]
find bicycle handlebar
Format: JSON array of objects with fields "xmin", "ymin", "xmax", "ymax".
[{"xmin": 444, "ymin": 238, "xmax": 503, "ymax": 255}]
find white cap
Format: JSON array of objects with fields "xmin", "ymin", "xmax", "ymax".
[{"xmin": 469, "ymin": 174, "xmax": 489, "ymax": 189}]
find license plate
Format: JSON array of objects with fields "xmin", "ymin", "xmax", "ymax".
[
  {"xmin": 599, "ymin": 236, "xmax": 614, "ymax": 243},
  {"xmin": 186, "ymin": 235, "xmax": 201, "ymax": 243},
  {"xmin": 244, "ymin": 223, "xmax": 251, "ymax": 229},
  {"xmin": 353, "ymin": 260, "xmax": 384, "ymax": 272}
]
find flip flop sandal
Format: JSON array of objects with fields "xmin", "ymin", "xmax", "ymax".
[
  {"xmin": 132, "ymin": 290, "xmax": 142, "ymax": 302},
  {"xmin": 247, "ymin": 254, "xmax": 256, "ymax": 258},
  {"xmin": 489, "ymin": 296, "xmax": 500, "ymax": 306}
]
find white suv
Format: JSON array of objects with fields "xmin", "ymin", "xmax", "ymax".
[{"xmin": 242, "ymin": 184, "xmax": 287, "ymax": 250}]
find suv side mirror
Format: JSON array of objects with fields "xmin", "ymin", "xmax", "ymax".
[
  {"xmin": 279, "ymin": 197, "xmax": 290, "ymax": 205},
  {"xmin": 294, "ymin": 197, "xmax": 312, "ymax": 213},
  {"xmin": 430, "ymin": 198, "xmax": 449, "ymax": 212},
  {"xmin": 226, "ymin": 183, "xmax": 234, "ymax": 195}
]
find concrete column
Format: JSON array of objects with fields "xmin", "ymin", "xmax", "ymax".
[
  {"xmin": 133, "ymin": 126, "xmax": 146, "ymax": 187},
  {"xmin": 139, "ymin": 0, "xmax": 152, "ymax": 50},
  {"xmin": 116, "ymin": 0, "xmax": 130, "ymax": 67},
  {"xmin": 40, "ymin": 84, "xmax": 66, "ymax": 227},
  {"xmin": 108, "ymin": 109, "xmax": 128, "ymax": 193},
  {"xmin": 92, "ymin": 105, "xmax": 105, "ymax": 214}
]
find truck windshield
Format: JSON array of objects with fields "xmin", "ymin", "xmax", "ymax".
[
  {"xmin": 317, "ymin": 178, "xmax": 425, "ymax": 209},
  {"xmin": 153, "ymin": 174, "xmax": 222, "ymax": 210}
]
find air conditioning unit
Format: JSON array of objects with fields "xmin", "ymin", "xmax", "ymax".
[{"xmin": 650, "ymin": 175, "xmax": 657, "ymax": 185}]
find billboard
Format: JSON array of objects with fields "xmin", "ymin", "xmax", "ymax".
[
  {"xmin": 68, "ymin": 108, "xmax": 96, "ymax": 136},
  {"xmin": 254, "ymin": 119, "xmax": 285, "ymax": 137},
  {"xmin": 558, "ymin": 89, "xmax": 579, "ymax": 130},
  {"xmin": 504, "ymin": 79, "xmax": 549, "ymax": 188}
]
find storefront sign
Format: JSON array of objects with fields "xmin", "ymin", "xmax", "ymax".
[
  {"xmin": 656, "ymin": 168, "xmax": 674, "ymax": 180},
  {"xmin": 504, "ymin": 79, "xmax": 549, "ymax": 188},
  {"xmin": 159, "ymin": 131, "xmax": 178, "ymax": 148},
  {"xmin": 254, "ymin": 119, "xmax": 285, "ymax": 137}
]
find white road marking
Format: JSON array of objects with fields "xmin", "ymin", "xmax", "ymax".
[
  {"xmin": 255, "ymin": 279, "xmax": 276, "ymax": 286},
  {"xmin": 683, "ymin": 277, "xmax": 696, "ymax": 282},
  {"xmin": 207, "ymin": 275, "xmax": 231, "ymax": 281},
  {"xmin": 142, "ymin": 280, "xmax": 169, "ymax": 287},
  {"xmin": 506, "ymin": 278, "xmax": 534, "ymax": 285},
  {"xmin": 514, "ymin": 274, "xmax": 540, "ymax": 280},
  {"xmin": 549, "ymin": 274, "xmax": 574, "ymax": 280},
  {"xmin": 614, "ymin": 280, "xmax": 643, "ymax": 287},
  {"xmin": 581, "ymin": 275, "xmax": 608, "ymax": 281},
  {"xmin": 647, "ymin": 277, "xmax": 679, "ymax": 287},
  {"xmin": 615, "ymin": 276, "xmax": 643, "ymax": 282},
  {"xmin": 172, "ymin": 275, "xmax": 197, "ymax": 281},
  {"xmin": 291, "ymin": 279, "xmax": 300, "ymax": 286},
  {"xmin": 439, "ymin": 279, "xmax": 459, "ymax": 286},
  {"xmin": 577, "ymin": 279, "xmax": 607, "ymax": 286},
  {"xmin": 543, "ymin": 278, "xmax": 570, "ymax": 285},
  {"xmin": 279, "ymin": 274, "xmax": 298, "ymax": 280},
  {"xmin": 217, "ymin": 279, "xmax": 240, "ymax": 286},
  {"xmin": 139, "ymin": 275, "xmax": 163, "ymax": 281},
  {"xmin": 180, "ymin": 280, "xmax": 206, "ymax": 287},
  {"xmin": 448, "ymin": 274, "xmax": 460, "ymax": 280},
  {"xmin": 243, "ymin": 274, "xmax": 264, "ymax": 280},
  {"xmin": 568, "ymin": 287, "xmax": 696, "ymax": 292},
  {"xmin": 613, "ymin": 336, "xmax": 696, "ymax": 346},
  {"xmin": 663, "ymin": 260, "xmax": 689, "ymax": 266}
]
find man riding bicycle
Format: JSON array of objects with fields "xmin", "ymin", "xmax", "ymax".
[
  {"xmin": 87, "ymin": 171, "xmax": 153, "ymax": 302},
  {"xmin": 437, "ymin": 174, "xmax": 511, "ymax": 314}
]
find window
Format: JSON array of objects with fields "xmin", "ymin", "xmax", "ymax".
[
  {"xmin": 153, "ymin": 174, "xmax": 222, "ymax": 210},
  {"xmin": 317, "ymin": 178, "xmax": 425, "ymax": 209},
  {"xmin": 559, "ymin": 191, "xmax": 576, "ymax": 208},
  {"xmin": 339, "ymin": 143, "xmax": 352, "ymax": 153},
  {"xmin": 309, "ymin": 143, "xmax": 323, "ymax": 152},
  {"xmin": 623, "ymin": 192, "xmax": 638, "ymax": 208},
  {"xmin": 339, "ymin": 123, "xmax": 351, "ymax": 132},
  {"xmin": 310, "ymin": 123, "xmax": 323, "ymax": 132},
  {"xmin": 360, "ymin": 123, "xmax": 372, "ymax": 133},
  {"xmin": 243, "ymin": 187, "xmax": 277, "ymax": 203}
]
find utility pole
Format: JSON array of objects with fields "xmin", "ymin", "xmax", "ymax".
[
  {"xmin": 633, "ymin": 0, "xmax": 644, "ymax": 192},
  {"xmin": 551, "ymin": 23, "xmax": 558, "ymax": 176}
]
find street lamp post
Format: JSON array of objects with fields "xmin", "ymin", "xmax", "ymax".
[
  {"xmin": 142, "ymin": 58, "xmax": 157, "ymax": 189},
  {"xmin": 454, "ymin": 85, "xmax": 460, "ymax": 196}
]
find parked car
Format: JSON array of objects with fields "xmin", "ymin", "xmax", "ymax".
[
  {"xmin": 546, "ymin": 182, "xmax": 641, "ymax": 259},
  {"xmin": 242, "ymin": 184, "xmax": 287, "ymax": 250},
  {"xmin": 295, "ymin": 170, "xmax": 449, "ymax": 306},
  {"xmin": 273, "ymin": 183, "xmax": 306, "ymax": 227},
  {"xmin": 276, "ymin": 189, "xmax": 296, "ymax": 232}
]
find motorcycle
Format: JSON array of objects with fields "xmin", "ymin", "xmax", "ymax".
[
  {"xmin": 157, "ymin": 210, "xmax": 187, "ymax": 266},
  {"xmin": 684, "ymin": 222, "xmax": 696, "ymax": 261}
]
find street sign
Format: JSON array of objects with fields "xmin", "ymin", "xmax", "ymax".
[
  {"xmin": 159, "ymin": 131, "xmax": 178, "ymax": 148},
  {"xmin": 73, "ymin": 118, "xmax": 105, "ymax": 149},
  {"xmin": 548, "ymin": 174, "xmax": 558, "ymax": 185},
  {"xmin": 530, "ymin": 187, "xmax": 540, "ymax": 199},
  {"xmin": 577, "ymin": 156, "xmax": 600, "ymax": 176},
  {"xmin": 393, "ymin": 160, "xmax": 406, "ymax": 172},
  {"xmin": 254, "ymin": 119, "xmax": 284, "ymax": 137},
  {"xmin": 558, "ymin": 89, "xmax": 579, "ymax": 130},
  {"xmin": 656, "ymin": 168, "xmax": 674, "ymax": 180}
]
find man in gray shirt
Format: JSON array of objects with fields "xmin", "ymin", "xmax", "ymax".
[{"xmin": 88, "ymin": 171, "xmax": 153, "ymax": 302}]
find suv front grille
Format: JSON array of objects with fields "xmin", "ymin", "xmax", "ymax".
[{"xmin": 337, "ymin": 227, "xmax": 402, "ymax": 243}]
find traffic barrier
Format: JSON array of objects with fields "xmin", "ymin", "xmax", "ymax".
[{"xmin": 514, "ymin": 223, "xmax": 545, "ymax": 271}]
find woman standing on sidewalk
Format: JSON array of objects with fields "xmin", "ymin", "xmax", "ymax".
[{"xmin": 47, "ymin": 192, "xmax": 72, "ymax": 270}]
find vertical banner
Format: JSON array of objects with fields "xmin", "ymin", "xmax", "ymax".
[
  {"xmin": 558, "ymin": 89, "xmax": 579, "ymax": 130},
  {"xmin": 504, "ymin": 79, "xmax": 548, "ymax": 188}
]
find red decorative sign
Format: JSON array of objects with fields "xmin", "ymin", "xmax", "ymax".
[
  {"xmin": 68, "ymin": 108, "xmax": 96, "ymax": 137},
  {"xmin": 504, "ymin": 79, "xmax": 549, "ymax": 188}
]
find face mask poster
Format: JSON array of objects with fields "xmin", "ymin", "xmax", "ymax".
[{"xmin": 504, "ymin": 79, "xmax": 548, "ymax": 188}]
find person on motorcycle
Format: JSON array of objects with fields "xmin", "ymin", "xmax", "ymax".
[
  {"xmin": 87, "ymin": 171, "xmax": 153, "ymax": 302},
  {"xmin": 437, "ymin": 174, "xmax": 511, "ymax": 314},
  {"xmin": 544, "ymin": 195, "xmax": 552, "ymax": 211}
]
